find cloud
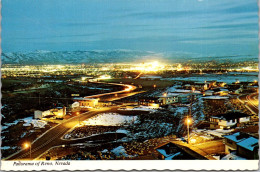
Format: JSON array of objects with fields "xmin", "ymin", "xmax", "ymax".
[
  {"xmin": 60, "ymin": 22, "xmax": 105, "ymax": 27},
  {"xmin": 16, "ymin": 33, "xmax": 103, "ymax": 40},
  {"xmin": 116, "ymin": 10, "xmax": 200, "ymax": 19},
  {"xmin": 197, "ymin": 22, "xmax": 258, "ymax": 30},
  {"xmin": 221, "ymin": 1, "xmax": 258, "ymax": 14}
]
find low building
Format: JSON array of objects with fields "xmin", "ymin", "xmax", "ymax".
[
  {"xmin": 156, "ymin": 142, "xmax": 198, "ymax": 160},
  {"xmin": 34, "ymin": 110, "xmax": 50, "ymax": 119},
  {"xmin": 98, "ymin": 101, "xmax": 112, "ymax": 107},
  {"xmin": 209, "ymin": 112, "xmax": 250, "ymax": 129},
  {"xmin": 236, "ymin": 137, "xmax": 259, "ymax": 159},
  {"xmin": 204, "ymin": 90, "xmax": 214, "ymax": 96},
  {"xmin": 215, "ymin": 88, "xmax": 229, "ymax": 96},
  {"xmin": 158, "ymin": 93, "xmax": 179, "ymax": 105},
  {"xmin": 71, "ymin": 102, "xmax": 80, "ymax": 108},
  {"xmin": 34, "ymin": 107, "xmax": 66, "ymax": 119},
  {"xmin": 223, "ymin": 132, "xmax": 259, "ymax": 159},
  {"xmin": 138, "ymin": 97, "xmax": 162, "ymax": 107},
  {"xmin": 73, "ymin": 97, "xmax": 99, "ymax": 107},
  {"xmin": 177, "ymin": 94, "xmax": 192, "ymax": 103},
  {"xmin": 192, "ymin": 82, "xmax": 208, "ymax": 91},
  {"xmin": 170, "ymin": 89, "xmax": 202, "ymax": 104},
  {"xmin": 223, "ymin": 132, "xmax": 248, "ymax": 154}
]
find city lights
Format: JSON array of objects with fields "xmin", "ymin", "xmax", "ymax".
[
  {"xmin": 99, "ymin": 75, "xmax": 111, "ymax": 79},
  {"xmin": 2, "ymin": 59, "xmax": 259, "ymax": 162},
  {"xmin": 130, "ymin": 61, "xmax": 165, "ymax": 72},
  {"xmin": 177, "ymin": 64, "xmax": 183, "ymax": 71}
]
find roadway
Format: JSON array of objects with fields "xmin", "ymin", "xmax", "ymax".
[
  {"xmin": 4, "ymin": 107, "xmax": 119, "ymax": 160},
  {"xmin": 85, "ymin": 80, "xmax": 137, "ymax": 99},
  {"xmin": 5, "ymin": 80, "xmax": 139, "ymax": 160},
  {"xmin": 238, "ymin": 93, "xmax": 259, "ymax": 115}
]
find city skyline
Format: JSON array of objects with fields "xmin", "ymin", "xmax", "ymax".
[{"xmin": 2, "ymin": 0, "xmax": 259, "ymax": 59}]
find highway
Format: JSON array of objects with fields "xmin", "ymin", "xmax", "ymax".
[
  {"xmin": 5, "ymin": 107, "xmax": 119, "ymax": 160},
  {"xmin": 238, "ymin": 93, "xmax": 259, "ymax": 115},
  {"xmin": 5, "ymin": 80, "xmax": 139, "ymax": 160},
  {"xmin": 85, "ymin": 80, "xmax": 137, "ymax": 99}
]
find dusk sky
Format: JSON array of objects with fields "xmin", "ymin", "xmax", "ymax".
[{"xmin": 2, "ymin": 0, "xmax": 259, "ymax": 58}]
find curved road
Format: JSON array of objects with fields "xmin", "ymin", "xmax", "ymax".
[
  {"xmin": 5, "ymin": 107, "xmax": 119, "ymax": 160},
  {"xmin": 238, "ymin": 93, "xmax": 258, "ymax": 115},
  {"xmin": 5, "ymin": 80, "xmax": 138, "ymax": 160},
  {"xmin": 85, "ymin": 80, "xmax": 137, "ymax": 99}
]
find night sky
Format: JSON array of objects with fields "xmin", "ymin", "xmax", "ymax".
[{"xmin": 2, "ymin": 0, "xmax": 259, "ymax": 58}]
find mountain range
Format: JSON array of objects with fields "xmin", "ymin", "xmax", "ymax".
[{"xmin": 1, "ymin": 50, "xmax": 257, "ymax": 65}]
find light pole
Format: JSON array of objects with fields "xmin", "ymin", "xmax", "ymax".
[
  {"xmin": 186, "ymin": 117, "xmax": 192, "ymax": 144},
  {"xmin": 77, "ymin": 112, "xmax": 80, "ymax": 125},
  {"xmin": 24, "ymin": 142, "xmax": 31, "ymax": 159},
  {"xmin": 186, "ymin": 88, "xmax": 194, "ymax": 144}
]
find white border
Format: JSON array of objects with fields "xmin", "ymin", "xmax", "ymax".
[{"xmin": 1, "ymin": 160, "xmax": 259, "ymax": 171}]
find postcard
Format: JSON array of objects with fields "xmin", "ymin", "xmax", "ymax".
[{"xmin": 1, "ymin": 0, "xmax": 259, "ymax": 171}]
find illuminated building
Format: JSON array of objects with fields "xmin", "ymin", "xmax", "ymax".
[
  {"xmin": 73, "ymin": 97, "xmax": 99, "ymax": 107},
  {"xmin": 34, "ymin": 107, "xmax": 66, "ymax": 119},
  {"xmin": 158, "ymin": 93, "xmax": 179, "ymax": 105},
  {"xmin": 138, "ymin": 97, "xmax": 162, "ymax": 107}
]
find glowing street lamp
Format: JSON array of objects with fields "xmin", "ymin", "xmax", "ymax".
[
  {"xmin": 77, "ymin": 112, "xmax": 81, "ymax": 125},
  {"xmin": 185, "ymin": 117, "xmax": 192, "ymax": 144},
  {"xmin": 23, "ymin": 142, "xmax": 31, "ymax": 159},
  {"xmin": 163, "ymin": 92, "xmax": 167, "ymax": 97}
]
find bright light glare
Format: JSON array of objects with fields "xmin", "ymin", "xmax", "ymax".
[
  {"xmin": 190, "ymin": 138, "xmax": 196, "ymax": 144},
  {"xmin": 99, "ymin": 75, "xmax": 111, "ymax": 79},
  {"xmin": 186, "ymin": 118, "xmax": 192, "ymax": 125},
  {"xmin": 131, "ymin": 61, "xmax": 164, "ymax": 72},
  {"xmin": 81, "ymin": 77, "xmax": 87, "ymax": 81},
  {"xmin": 24, "ymin": 143, "xmax": 30, "ymax": 149},
  {"xmin": 125, "ymin": 86, "xmax": 133, "ymax": 91},
  {"xmin": 177, "ymin": 64, "xmax": 183, "ymax": 71}
]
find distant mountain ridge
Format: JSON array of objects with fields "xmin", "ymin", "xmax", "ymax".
[
  {"xmin": 1, "ymin": 50, "xmax": 257, "ymax": 65},
  {"xmin": 1, "ymin": 50, "xmax": 162, "ymax": 65}
]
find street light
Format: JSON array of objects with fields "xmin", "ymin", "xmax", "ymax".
[
  {"xmin": 77, "ymin": 112, "xmax": 80, "ymax": 125},
  {"xmin": 185, "ymin": 117, "xmax": 192, "ymax": 144},
  {"xmin": 23, "ymin": 142, "xmax": 31, "ymax": 159}
]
